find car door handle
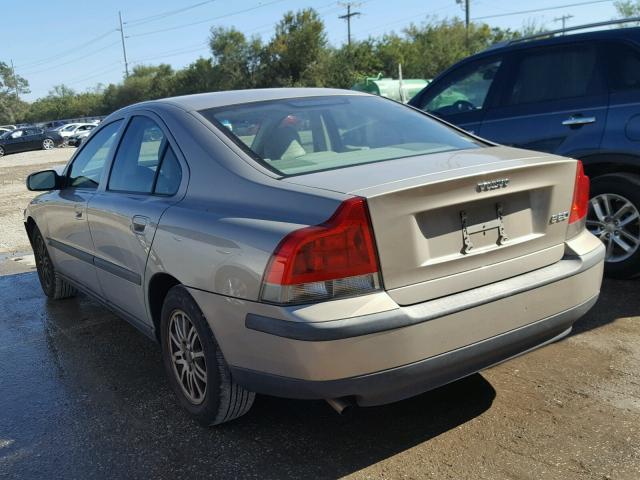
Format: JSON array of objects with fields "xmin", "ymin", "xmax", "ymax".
[
  {"xmin": 131, "ymin": 215, "xmax": 150, "ymax": 234},
  {"xmin": 74, "ymin": 206, "xmax": 84, "ymax": 219},
  {"xmin": 562, "ymin": 116, "xmax": 596, "ymax": 126}
]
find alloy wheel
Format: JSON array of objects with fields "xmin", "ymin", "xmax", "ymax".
[
  {"xmin": 587, "ymin": 193, "xmax": 640, "ymax": 263},
  {"xmin": 0, "ymin": 146, "xmax": 4, "ymax": 157},
  {"xmin": 33, "ymin": 233, "xmax": 54, "ymax": 292},
  {"xmin": 42, "ymin": 138, "xmax": 54, "ymax": 150},
  {"xmin": 168, "ymin": 309, "xmax": 207, "ymax": 405}
]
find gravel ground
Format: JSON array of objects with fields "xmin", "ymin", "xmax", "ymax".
[
  {"xmin": 0, "ymin": 149, "xmax": 638, "ymax": 479},
  {"xmin": 0, "ymin": 148, "xmax": 72, "ymax": 253}
]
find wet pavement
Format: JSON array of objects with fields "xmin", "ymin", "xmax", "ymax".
[{"xmin": 1, "ymin": 263, "xmax": 639, "ymax": 479}]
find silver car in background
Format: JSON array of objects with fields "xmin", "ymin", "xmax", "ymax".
[{"xmin": 25, "ymin": 89, "xmax": 604, "ymax": 425}]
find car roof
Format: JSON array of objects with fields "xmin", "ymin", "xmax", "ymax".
[
  {"xmin": 466, "ymin": 26, "xmax": 640, "ymax": 63},
  {"xmin": 138, "ymin": 88, "xmax": 368, "ymax": 112}
]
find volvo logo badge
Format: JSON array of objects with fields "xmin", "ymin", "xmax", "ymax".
[{"xmin": 477, "ymin": 178, "xmax": 510, "ymax": 192}]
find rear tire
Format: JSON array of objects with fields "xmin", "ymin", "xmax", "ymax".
[
  {"xmin": 588, "ymin": 174, "xmax": 640, "ymax": 279},
  {"xmin": 160, "ymin": 285, "xmax": 255, "ymax": 426},
  {"xmin": 31, "ymin": 225, "xmax": 77, "ymax": 299},
  {"xmin": 0, "ymin": 146, "xmax": 4, "ymax": 157}
]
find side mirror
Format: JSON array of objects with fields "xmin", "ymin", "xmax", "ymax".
[{"xmin": 26, "ymin": 170, "xmax": 62, "ymax": 191}]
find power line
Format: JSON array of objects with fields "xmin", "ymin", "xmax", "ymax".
[
  {"xmin": 14, "ymin": 29, "xmax": 117, "ymax": 70},
  {"xmin": 19, "ymin": 41, "xmax": 121, "ymax": 76},
  {"xmin": 124, "ymin": 0, "xmax": 216, "ymax": 27},
  {"xmin": 129, "ymin": 42, "xmax": 210, "ymax": 64},
  {"xmin": 127, "ymin": 0, "xmax": 288, "ymax": 38},
  {"xmin": 472, "ymin": 0, "xmax": 613, "ymax": 20},
  {"xmin": 67, "ymin": 64, "xmax": 123, "ymax": 86}
]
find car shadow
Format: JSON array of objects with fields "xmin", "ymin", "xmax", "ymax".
[
  {"xmin": 570, "ymin": 277, "xmax": 640, "ymax": 336},
  {"xmin": 0, "ymin": 270, "xmax": 496, "ymax": 479}
]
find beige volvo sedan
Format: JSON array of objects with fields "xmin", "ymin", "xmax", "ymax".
[{"xmin": 24, "ymin": 89, "xmax": 605, "ymax": 425}]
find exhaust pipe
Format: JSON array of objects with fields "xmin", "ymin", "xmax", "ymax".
[{"xmin": 326, "ymin": 397, "xmax": 353, "ymax": 414}]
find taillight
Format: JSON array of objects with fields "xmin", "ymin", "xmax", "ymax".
[
  {"xmin": 569, "ymin": 160, "xmax": 590, "ymax": 224},
  {"xmin": 261, "ymin": 197, "xmax": 381, "ymax": 304}
]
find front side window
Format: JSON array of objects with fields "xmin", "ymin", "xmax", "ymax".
[
  {"xmin": 200, "ymin": 95, "xmax": 481, "ymax": 176},
  {"xmin": 68, "ymin": 120, "xmax": 122, "ymax": 189},
  {"xmin": 507, "ymin": 45, "xmax": 600, "ymax": 105},
  {"xmin": 108, "ymin": 116, "xmax": 181, "ymax": 195},
  {"xmin": 420, "ymin": 59, "xmax": 502, "ymax": 116}
]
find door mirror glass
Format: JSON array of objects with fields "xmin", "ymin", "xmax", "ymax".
[{"xmin": 27, "ymin": 170, "xmax": 60, "ymax": 191}]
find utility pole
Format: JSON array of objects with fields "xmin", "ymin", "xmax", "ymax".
[
  {"xmin": 9, "ymin": 59, "xmax": 19, "ymax": 101},
  {"xmin": 339, "ymin": 2, "xmax": 361, "ymax": 47},
  {"xmin": 456, "ymin": 0, "xmax": 470, "ymax": 46},
  {"xmin": 553, "ymin": 14, "xmax": 574, "ymax": 34},
  {"xmin": 118, "ymin": 11, "xmax": 130, "ymax": 78}
]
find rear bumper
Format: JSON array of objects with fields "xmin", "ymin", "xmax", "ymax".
[
  {"xmin": 188, "ymin": 237, "xmax": 605, "ymax": 405},
  {"xmin": 232, "ymin": 294, "xmax": 597, "ymax": 406}
]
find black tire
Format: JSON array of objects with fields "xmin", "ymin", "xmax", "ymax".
[
  {"xmin": 588, "ymin": 174, "xmax": 640, "ymax": 279},
  {"xmin": 0, "ymin": 146, "xmax": 4, "ymax": 157},
  {"xmin": 31, "ymin": 225, "xmax": 77, "ymax": 299},
  {"xmin": 160, "ymin": 285, "xmax": 255, "ymax": 426}
]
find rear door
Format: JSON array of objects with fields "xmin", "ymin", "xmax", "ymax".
[
  {"xmin": 480, "ymin": 42, "xmax": 607, "ymax": 156},
  {"xmin": 412, "ymin": 55, "xmax": 506, "ymax": 135},
  {"xmin": 599, "ymin": 40, "xmax": 640, "ymax": 156},
  {"xmin": 21, "ymin": 128, "xmax": 40, "ymax": 150},
  {"xmin": 88, "ymin": 113, "xmax": 185, "ymax": 326}
]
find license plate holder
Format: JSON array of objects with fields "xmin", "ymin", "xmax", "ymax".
[{"xmin": 460, "ymin": 203, "xmax": 508, "ymax": 254}]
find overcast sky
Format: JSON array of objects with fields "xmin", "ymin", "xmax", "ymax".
[{"xmin": 4, "ymin": 0, "xmax": 621, "ymax": 101}]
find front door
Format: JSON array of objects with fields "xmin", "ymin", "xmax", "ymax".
[
  {"xmin": 411, "ymin": 55, "xmax": 505, "ymax": 135},
  {"xmin": 88, "ymin": 114, "xmax": 184, "ymax": 326},
  {"xmin": 3, "ymin": 129, "xmax": 26, "ymax": 153},
  {"xmin": 480, "ymin": 42, "xmax": 607, "ymax": 157},
  {"xmin": 45, "ymin": 120, "xmax": 124, "ymax": 295}
]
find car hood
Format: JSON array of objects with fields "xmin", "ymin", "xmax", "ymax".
[{"xmin": 280, "ymin": 145, "xmax": 559, "ymax": 196}]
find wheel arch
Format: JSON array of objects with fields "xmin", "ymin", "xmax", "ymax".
[
  {"xmin": 24, "ymin": 216, "xmax": 37, "ymax": 247},
  {"xmin": 581, "ymin": 153, "xmax": 640, "ymax": 179},
  {"xmin": 147, "ymin": 272, "xmax": 182, "ymax": 342}
]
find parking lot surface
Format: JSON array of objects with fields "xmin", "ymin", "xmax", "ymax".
[{"xmin": 1, "ymin": 149, "xmax": 639, "ymax": 479}]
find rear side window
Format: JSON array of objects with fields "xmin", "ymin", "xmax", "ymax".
[
  {"xmin": 506, "ymin": 45, "xmax": 600, "ymax": 105},
  {"xmin": 68, "ymin": 120, "xmax": 122, "ymax": 189},
  {"xmin": 108, "ymin": 116, "xmax": 181, "ymax": 195},
  {"xmin": 155, "ymin": 147, "xmax": 182, "ymax": 195},
  {"xmin": 607, "ymin": 42, "xmax": 640, "ymax": 91}
]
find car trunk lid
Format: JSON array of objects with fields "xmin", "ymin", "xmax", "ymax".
[{"xmin": 283, "ymin": 146, "xmax": 577, "ymax": 305}]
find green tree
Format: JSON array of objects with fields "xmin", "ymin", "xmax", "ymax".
[
  {"xmin": 261, "ymin": 8, "xmax": 327, "ymax": 86},
  {"xmin": 102, "ymin": 64, "xmax": 176, "ymax": 112},
  {"xmin": 615, "ymin": 0, "xmax": 640, "ymax": 16},
  {"xmin": 0, "ymin": 61, "xmax": 30, "ymax": 124},
  {"xmin": 209, "ymin": 27, "xmax": 262, "ymax": 90},
  {"xmin": 173, "ymin": 58, "xmax": 217, "ymax": 95}
]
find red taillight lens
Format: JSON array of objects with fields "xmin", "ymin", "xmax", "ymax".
[
  {"xmin": 262, "ymin": 197, "xmax": 381, "ymax": 304},
  {"xmin": 569, "ymin": 160, "xmax": 590, "ymax": 224}
]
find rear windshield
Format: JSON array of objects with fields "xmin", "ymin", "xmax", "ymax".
[{"xmin": 199, "ymin": 95, "xmax": 482, "ymax": 176}]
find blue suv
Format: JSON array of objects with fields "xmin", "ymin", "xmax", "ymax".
[{"xmin": 410, "ymin": 25, "xmax": 640, "ymax": 278}]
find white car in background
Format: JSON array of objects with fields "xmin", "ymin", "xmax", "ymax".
[
  {"xmin": 56, "ymin": 123, "xmax": 97, "ymax": 142},
  {"xmin": 67, "ymin": 126, "xmax": 97, "ymax": 147}
]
